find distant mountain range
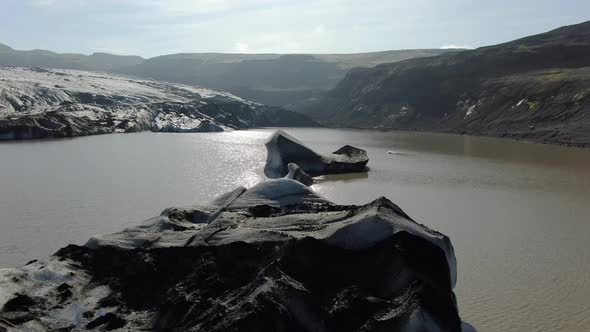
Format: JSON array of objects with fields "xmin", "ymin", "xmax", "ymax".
[
  {"xmin": 3, "ymin": 20, "xmax": 589, "ymax": 146},
  {"xmin": 0, "ymin": 44, "xmax": 457, "ymax": 107},
  {"xmin": 302, "ymin": 20, "xmax": 590, "ymax": 146},
  {"xmin": 0, "ymin": 43, "xmax": 144, "ymax": 71}
]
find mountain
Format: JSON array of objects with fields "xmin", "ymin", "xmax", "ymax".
[
  {"xmin": 0, "ymin": 44, "xmax": 145, "ymax": 71},
  {"xmin": 117, "ymin": 50, "xmax": 458, "ymax": 107},
  {"xmin": 0, "ymin": 45, "xmax": 457, "ymax": 107},
  {"xmin": 302, "ymin": 21, "xmax": 590, "ymax": 147},
  {"xmin": 0, "ymin": 43, "xmax": 12, "ymax": 52},
  {"xmin": 0, "ymin": 67, "xmax": 316, "ymax": 140}
]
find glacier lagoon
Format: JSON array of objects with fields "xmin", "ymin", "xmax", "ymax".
[{"xmin": 1, "ymin": 128, "xmax": 590, "ymax": 331}]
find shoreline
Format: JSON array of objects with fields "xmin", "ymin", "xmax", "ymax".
[
  {"xmin": 2, "ymin": 125, "xmax": 589, "ymax": 150},
  {"xmin": 313, "ymin": 125, "xmax": 590, "ymax": 149}
]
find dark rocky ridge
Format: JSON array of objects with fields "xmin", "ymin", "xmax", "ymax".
[
  {"xmin": 0, "ymin": 178, "xmax": 461, "ymax": 331},
  {"xmin": 302, "ymin": 20, "xmax": 590, "ymax": 147},
  {"xmin": 0, "ymin": 67, "xmax": 316, "ymax": 140}
]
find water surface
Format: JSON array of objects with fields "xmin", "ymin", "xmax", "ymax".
[{"xmin": 1, "ymin": 128, "xmax": 589, "ymax": 331}]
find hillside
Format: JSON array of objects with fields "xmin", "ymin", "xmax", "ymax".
[
  {"xmin": 0, "ymin": 43, "xmax": 144, "ymax": 71},
  {"xmin": 0, "ymin": 67, "xmax": 315, "ymax": 140},
  {"xmin": 302, "ymin": 21, "xmax": 590, "ymax": 147},
  {"xmin": 118, "ymin": 50, "xmax": 457, "ymax": 107},
  {"xmin": 0, "ymin": 45, "xmax": 457, "ymax": 107}
]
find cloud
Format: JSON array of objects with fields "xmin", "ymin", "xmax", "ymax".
[
  {"xmin": 128, "ymin": 0, "xmax": 286, "ymax": 17},
  {"xmin": 314, "ymin": 24, "xmax": 327, "ymax": 34},
  {"xmin": 17, "ymin": 0, "xmax": 543, "ymax": 57},
  {"xmin": 234, "ymin": 42, "xmax": 249, "ymax": 53},
  {"xmin": 29, "ymin": 0, "xmax": 280, "ymax": 17},
  {"xmin": 28, "ymin": 0, "xmax": 87, "ymax": 8},
  {"xmin": 31, "ymin": 0, "xmax": 51, "ymax": 5},
  {"xmin": 440, "ymin": 44, "xmax": 474, "ymax": 49},
  {"xmin": 26, "ymin": 0, "xmax": 442, "ymax": 56},
  {"xmin": 29, "ymin": 0, "xmax": 59, "ymax": 7}
]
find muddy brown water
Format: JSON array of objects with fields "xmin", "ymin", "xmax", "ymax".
[{"xmin": 1, "ymin": 128, "xmax": 589, "ymax": 331}]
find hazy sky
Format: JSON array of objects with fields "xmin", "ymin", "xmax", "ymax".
[{"xmin": 0, "ymin": 0, "xmax": 587, "ymax": 57}]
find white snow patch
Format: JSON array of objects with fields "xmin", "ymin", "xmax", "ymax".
[
  {"xmin": 465, "ymin": 104, "xmax": 476, "ymax": 118},
  {"xmin": 516, "ymin": 98, "xmax": 527, "ymax": 107}
]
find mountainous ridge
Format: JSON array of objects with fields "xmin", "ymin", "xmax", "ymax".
[
  {"xmin": 0, "ymin": 44, "xmax": 459, "ymax": 107},
  {"xmin": 4, "ymin": 20, "xmax": 589, "ymax": 146},
  {"xmin": 302, "ymin": 20, "xmax": 590, "ymax": 147},
  {"xmin": 0, "ymin": 43, "xmax": 145, "ymax": 71},
  {"xmin": 0, "ymin": 43, "xmax": 12, "ymax": 51}
]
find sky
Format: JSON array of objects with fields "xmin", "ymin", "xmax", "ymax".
[{"xmin": 0, "ymin": 0, "xmax": 588, "ymax": 58}]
